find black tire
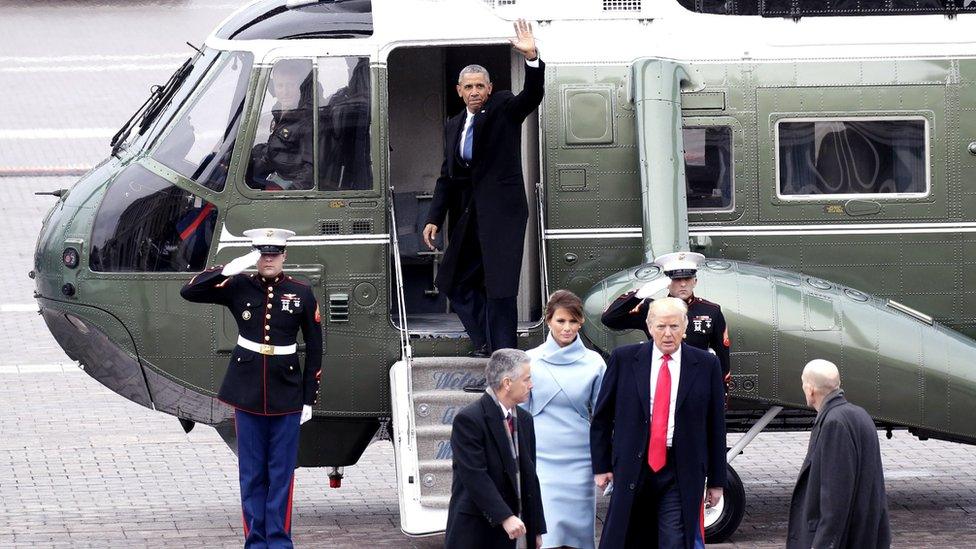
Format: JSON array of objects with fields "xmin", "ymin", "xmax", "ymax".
[{"xmin": 704, "ymin": 463, "xmax": 745, "ymax": 543}]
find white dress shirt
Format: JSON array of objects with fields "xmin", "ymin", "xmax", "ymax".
[
  {"xmin": 458, "ymin": 109, "xmax": 476, "ymax": 159},
  {"xmin": 649, "ymin": 344, "xmax": 681, "ymax": 446}
]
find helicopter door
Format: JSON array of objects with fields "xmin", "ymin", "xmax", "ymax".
[
  {"xmin": 215, "ymin": 55, "xmax": 387, "ymax": 416},
  {"xmin": 386, "ymin": 44, "xmax": 543, "ymax": 339}
]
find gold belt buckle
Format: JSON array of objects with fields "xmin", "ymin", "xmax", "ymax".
[{"xmin": 259, "ymin": 344, "xmax": 275, "ymax": 355}]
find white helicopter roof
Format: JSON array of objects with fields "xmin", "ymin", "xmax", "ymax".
[{"xmin": 204, "ymin": 0, "xmax": 976, "ymax": 65}]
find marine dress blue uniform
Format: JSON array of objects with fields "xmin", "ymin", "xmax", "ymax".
[
  {"xmin": 522, "ymin": 334, "xmax": 606, "ymax": 549},
  {"xmin": 181, "ymin": 243, "xmax": 322, "ymax": 548}
]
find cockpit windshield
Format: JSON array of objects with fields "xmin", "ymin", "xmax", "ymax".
[
  {"xmin": 153, "ymin": 51, "xmax": 255, "ymax": 192},
  {"xmin": 112, "ymin": 47, "xmax": 221, "ymax": 156}
]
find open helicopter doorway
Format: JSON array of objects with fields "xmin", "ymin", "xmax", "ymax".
[{"xmin": 387, "ymin": 44, "xmax": 543, "ymax": 342}]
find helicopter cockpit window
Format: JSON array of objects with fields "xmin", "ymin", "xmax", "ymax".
[
  {"xmin": 153, "ymin": 51, "xmax": 254, "ymax": 192},
  {"xmin": 246, "ymin": 56, "xmax": 372, "ymax": 192},
  {"xmin": 247, "ymin": 59, "xmax": 315, "ymax": 191},
  {"xmin": 317, "ymin": 56, "xmax": 372, "ymax": 191},
  {"xmin": 90, "ymin": 164, "xmax": 218, "ymax": 273},
  {"xmin": 684, "ymin": 126, "xmax": 733, "ymax": 211},
  {"xmin": 776, "ymin": 118, "xmax": 928, "ymax": 199}
]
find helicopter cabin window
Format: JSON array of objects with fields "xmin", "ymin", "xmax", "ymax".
[
  {"xmin": 684, "ymin": 126, "xmax": 733, "ymax": 210},
  {"xmin": 153, "ymin": 51, "xmax": 253, "ymax": 192},
  {"xmin": 89, "ymin": 164, "xmax": 218, "ymax": 273},
  {"xmin": 246, "ymin": 56, "xmax": 372, "ymax": 192},
  {"xmin": 776, "ymin": 118, "xmax": 928, "ymax": 199}
]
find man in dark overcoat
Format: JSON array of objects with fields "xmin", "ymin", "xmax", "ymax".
[
  {"xmin": 446, "ymin": 349, "xmax": 546, "ymax": 548},
  {"xmin": 787, "ymin": 359, "xmax": 891, "ymax": 549},
  {"xmin": 422, "ymin": 19, "xmax": 545, "ymax": 356},
  {"xmin": 591, "ymin": 297, "xmax": 726, "ymax": 548}
]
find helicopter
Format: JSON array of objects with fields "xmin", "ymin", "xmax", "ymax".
[{"xmin": 31, "ymin": 0, "xmax": 976, "ymax": 542}]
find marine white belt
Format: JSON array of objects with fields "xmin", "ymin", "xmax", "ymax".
[{"xmin": 237, "ymin": 336, "xmax": 297, "ymax": 356}]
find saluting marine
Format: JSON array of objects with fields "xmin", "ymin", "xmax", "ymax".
[
  {"xmin": 181, "ymin": 228, "xmax": 322, "ymax": 548},
  {"xmin": 602, "ymin": 251, "xmax": 732, "ymax": 387}
]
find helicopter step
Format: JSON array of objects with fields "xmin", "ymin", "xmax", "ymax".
[{"xmin": 390, "ymin": 356, "xmax": 487, "ymax": 535}]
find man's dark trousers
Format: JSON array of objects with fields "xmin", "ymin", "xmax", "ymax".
[
  {"xmin": 236, "ymin": 409, "xmax": 301, "ymax": 549},
  {"xmin": 626, "ymin": 452, "xmax": 687, "ymax": 548},
  {"xmin": 447, "ymin": 209, "xmax": 518, "ymax": 351}
]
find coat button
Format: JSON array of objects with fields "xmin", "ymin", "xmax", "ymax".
[
  {"xmin": 268, "ymin": 293, "xmax": 274, "ymax": 298},
  {"xmin": 266, "ymin": 314, "xmax": 271, "ymax": 319},
  {"xmin": 237, "ymin": 358, "xmax": 241, "ymax": 362},
  {"xmin": 267, "ymin": 286, "xmax": 273, "ymax": 291},
  {"xmin": 264, "ymin": 335, "xmax": 270, "ymax": 341},
  {"xmin": 289, "ymin": 366, "xmax": 294, "ymax": 371},
  {"xmin": 629, "ymin": 483, "xmax": 636, "ymax": 490},
  {"xmin": 246, "ymin": 303, "xmax": 251, "ymax": 307},
  {"xmin": 267, "ymin": 303, "xmax": 272, "ymax": 309},
  {"xmin": 265, "ymin": 325, "xmax": 271, "ymax": 330}
]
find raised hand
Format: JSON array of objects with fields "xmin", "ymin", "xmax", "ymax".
[
  {"xmin": 221, "ymin": 250, "xmax": 261, "ymax": 276},
  {"xmin": 510, "ymin": 18, "xmax": 538, "ymax": 60}
]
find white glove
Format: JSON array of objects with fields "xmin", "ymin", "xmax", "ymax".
[
  {"xmin": 221, "ymin": 250, "xmax": 261, "ymax": 276},
  {"xmin": 300, "ymin": 405, "xmax": 312, "ymax": 425},
  {"xmin": 635, "ymin": 278, "xmax": 670, "ymax": 300}
]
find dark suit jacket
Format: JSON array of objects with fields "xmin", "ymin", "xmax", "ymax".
[
  {"xmin": 787, "ymin": 390, "xmax": 891, "ymax": 549},
  {"xmin": 426, "ymin": 61, "xmax": 545, "ymax": 299},
  {"xmin": 590, "ymin": 342, "xmax": 726, "ymax": 549},
  {"xmin": 446, "ymin": 392, "xmax": 546, "ymax": 549}
]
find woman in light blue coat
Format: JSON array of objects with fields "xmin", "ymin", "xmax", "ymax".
[{"xmin": 522, "ymin": 290, "xmax": 606, "ymax": 549}]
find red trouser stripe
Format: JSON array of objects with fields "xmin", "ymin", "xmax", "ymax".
[
  {"xmin": 234, "ymin": 415, "xmax": 251, "ymax": 539},
  {"xmin": 699, "ymin": 501, "xmax": 705, "ymax": 541},
  {"xmin": 285, "ymin": 474, "xmax": 296, "ymax": 534},
  {"xmin": 179, "ymin": 202, "xmax": 214, "ymax": 241}
]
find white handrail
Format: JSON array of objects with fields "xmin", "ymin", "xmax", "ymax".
[{"xmin": 388, "ymin": 186, "xmax": 415, "ymax": 440}]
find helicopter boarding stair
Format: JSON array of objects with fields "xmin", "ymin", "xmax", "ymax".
[
  {"xmin": 386, "ymin": 186, "xmax": 491, "ymax": 535},
  {"xmin": 390, "ymin": 356, "xmax": 487, "ymax": 535}
]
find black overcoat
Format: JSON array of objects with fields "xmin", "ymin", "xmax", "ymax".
[
  {"xmin": 445, "ymin": 393, "xmax": 546, "ymax": 549},
  {"xmin": 787, "ymin": 390, "xmax": 891, "ymax": 549},
  {"xmin": 590, "ymin": 342, "xmax": 726, "ymax": 549},
  {"xmin": 426, "ymin": 61, "xmax": 545, "ymax": 299}
]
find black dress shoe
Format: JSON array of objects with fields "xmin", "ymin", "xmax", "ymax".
[{"xmin": 468, "ymin": 344, "xmax": 490, "ymax": 358}]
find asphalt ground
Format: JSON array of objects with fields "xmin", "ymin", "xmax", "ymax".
[{"xmin": 3, "ymin": 1, "xmax": 976, "ymax": 547}]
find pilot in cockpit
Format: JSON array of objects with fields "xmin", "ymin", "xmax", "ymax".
[{"xmin": 247, "ymin": 59, "xmax": 315, "ymax": 191}]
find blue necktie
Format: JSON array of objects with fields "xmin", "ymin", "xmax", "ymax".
[{"xmin": 461, "ymin": 119, "xmax": 473, "ymax": 163}]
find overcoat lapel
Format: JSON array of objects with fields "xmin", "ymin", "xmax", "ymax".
[
  {"xmin": 676, "ymin": 344, "xmax": 699, "ymax": 411},
  {"xmin": 515, "ymin": 408, "xmax": 532, "ymax": 471},
  {"xmin": 446, "ymin": 113, "xmax": 464, "ymax": 173},
  {"xmin": 633, "ymin": 343, "xmax": 652, "ymax": 420},
  {"xmin": 481, "ymin": 394, "xmax": 519, "ymax": 492},
  {"xmin": 798, "ymin": 392, "xmax": 844, "ymax": 476}
]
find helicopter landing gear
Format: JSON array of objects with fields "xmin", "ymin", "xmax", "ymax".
[{"xmin": 704, "ymin": 405, "xmax": 783, "ymax": 543}]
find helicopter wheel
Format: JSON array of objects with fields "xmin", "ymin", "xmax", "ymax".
[{"xmin": 704, "ymin": 463, "xmax": 745, "ymax": 543}]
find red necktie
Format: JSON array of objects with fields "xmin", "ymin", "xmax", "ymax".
[{"xmin": 648, "ymin": 353, "xmax": 672, "ymax": 472}]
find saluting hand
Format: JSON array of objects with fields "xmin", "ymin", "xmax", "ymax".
[
  {"xmin": 221, "ymin": 250, "xmax": 261, "ymax": 276},
  {"xmin": 510, "ymin": 18, "xmax": 538, "ymax": 61}
]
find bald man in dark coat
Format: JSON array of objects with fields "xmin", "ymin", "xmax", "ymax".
[{"xmin": 787, "ymin": 359, "xmax": 890, "ymax": 549}]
